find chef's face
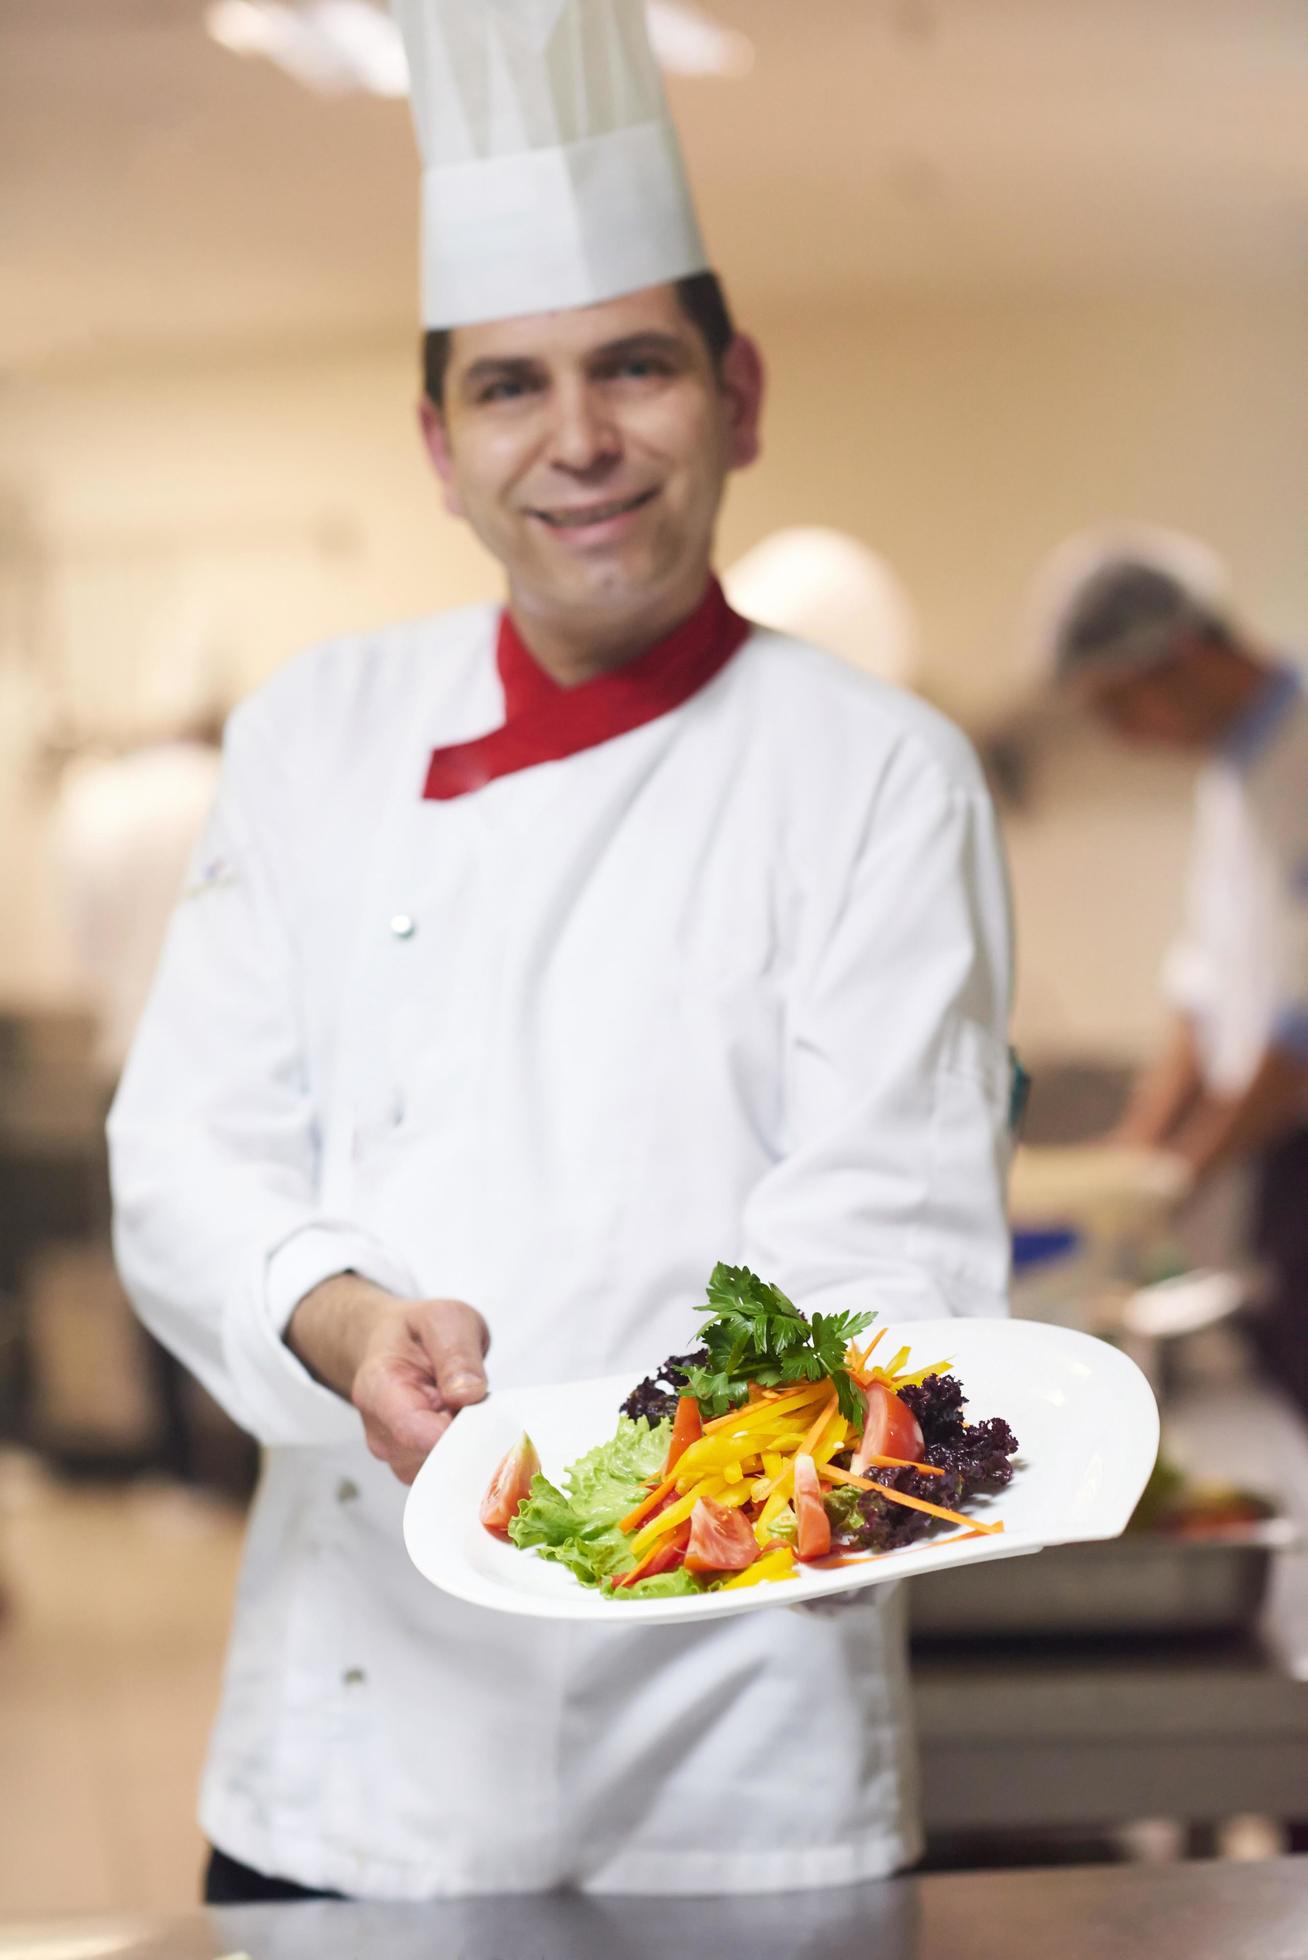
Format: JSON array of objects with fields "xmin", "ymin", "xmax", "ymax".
[{"xmin": 420, "ymin": 284, "xmax": 763, "ymax": 642}]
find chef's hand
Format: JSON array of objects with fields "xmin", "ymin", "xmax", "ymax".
[{"xmin": 286, "ymin": 1273, "xmax": 490, "ymax": 1485}]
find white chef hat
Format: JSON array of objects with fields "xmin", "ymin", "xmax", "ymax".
[
  {"xmin": 1024, "ymin": 524, "xmax": 1231, "ymax": 689},
  {"xmin": 391, "ymin": 0, "xmax": 710, "ymax": 329},
  {"xmin": 724, "ymin": 528, "xmax": 922, "ymax": 691}
]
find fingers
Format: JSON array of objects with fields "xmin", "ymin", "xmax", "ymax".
[
  {"xmin": 348, "ymin": 1297, "xmax": 491, "ymax": 1487},
  {"xmin": 363, "ymin": 1404, "xmax": 451, "ymax": 1486},
  {"xmin": 413, "ymin": 1298, "xmax": 490, "ymax": 1411}
]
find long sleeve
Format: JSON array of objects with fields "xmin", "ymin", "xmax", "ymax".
[
  {"xmin": 741, "ymin": 732, "xmax": 1014, "ymax": 1323},
  {"xmin": 108, "ymin": 698, "xmax": 418, "ymax": 1449}
]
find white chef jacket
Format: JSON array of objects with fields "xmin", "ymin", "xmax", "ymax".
[
  {"xmin": 108, "ymin": 605, "xmax": 1014, "ymax": 1898},
  {"xmin": 1163, "ymin": 664, "xmax": 1308, "ymax": 1099}
]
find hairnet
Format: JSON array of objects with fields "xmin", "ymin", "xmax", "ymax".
[{"xmin": 1024, "ymin": 526, "xmax": 1230, "ymax": 688}]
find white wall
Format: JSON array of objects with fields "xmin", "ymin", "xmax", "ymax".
[{"xmin": 3, "ymin": 290, "xmax": 1305, "ymax": 1054}]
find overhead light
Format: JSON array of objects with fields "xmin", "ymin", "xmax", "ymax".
[
  {"xmin": 205, "ymin": 0, "xmax": 751, "ymax": 97},
  {"xmin": 205, "ymin": 1, "xmax": 408, "ymax": 98},
  {"xmin": 647, "ymin": 1, "xmax": 753, "ymax": 77}
]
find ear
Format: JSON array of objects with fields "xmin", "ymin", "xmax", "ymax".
[
  {"xmin": 417, "ymin": 395, "xmax": 465, "ymax": 519},
  {"xmin": 719, "ymin": 333, "xmax": 765, "ymax": 473}
]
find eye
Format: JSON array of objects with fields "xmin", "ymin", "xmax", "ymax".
[
  {"xmin": 476, "ymin": 375, "xmax": 540, "ymax": 405},
  {"xmin": 600, "ymin": 355, "xmax": 675, "ymax": 384}
]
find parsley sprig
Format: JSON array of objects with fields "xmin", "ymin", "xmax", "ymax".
[{"xmin": 678, "ymin": 1263, "xmax": 874, "ymax": 1426}]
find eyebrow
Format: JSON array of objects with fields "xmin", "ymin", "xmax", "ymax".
[
  {"xmin": 587, "ymin": 331, "xmax": 690, "ymax": 366},
  {"xmin": 457, "ymin": 330, "xmax": 692, "ymax": 400}
]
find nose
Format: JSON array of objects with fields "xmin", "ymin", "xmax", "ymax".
[{"xmin": 545, "ymin": 377, "xmax": 621, "ymax": 477}]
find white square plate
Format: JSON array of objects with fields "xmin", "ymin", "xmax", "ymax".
[{"xmin": 403, "ymin": 1318, "xmax": 1159, "ymax": 1625}]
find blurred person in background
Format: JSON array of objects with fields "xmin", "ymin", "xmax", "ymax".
[
  {"xmin": 106, "ymin": 0, "xmax": 1014, "ymax": 1908},
  {"xmin": 52, "ymin": 666, "xmax": 229, "ymax": 1487},
  {"xmin": 1044, "ymin": 533, "xmax": 1308, "ymax": 1407}
]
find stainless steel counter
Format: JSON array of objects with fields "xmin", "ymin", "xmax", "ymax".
[{"xmin": 4, "ymin": 1857, "xmax": 1307, "ymax": 1960}]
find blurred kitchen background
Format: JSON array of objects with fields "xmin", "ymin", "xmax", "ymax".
[{"xmin": 2, "ymin": 0, "xmax": 1307, "ymax": 1920}]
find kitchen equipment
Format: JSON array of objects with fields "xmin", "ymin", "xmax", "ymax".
[{"xmin": 909, "ymin": 1516, "xmax": 1297, "ymax": 1641}]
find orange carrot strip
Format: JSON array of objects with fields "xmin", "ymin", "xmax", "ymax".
[
  {"xmin": 617, "ymin": 1472, "xmax": 679, "ymax": 1535},
  {"xmin": 854, "ymin": 1329, "xmax": 887, "ymax": 1370},
  {"xmin": 858, "ymin": 1453, "xmax": 946, "ymax": 1478},
  {"xmin": 819, "ymin": 1462, "xmax": 1003, "ymax": 1534},
  {"xmin": 794, "ymin": 1391, "xmax": 840, "ymax": 1464}
]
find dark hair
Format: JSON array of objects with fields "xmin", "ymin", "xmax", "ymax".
[
  {"xmin": 421, "ymin": 269, "xmax": 736, "ymax": 407},
  {"xmin": 1056, "ymin": 559, "xmax": 1231, "ymax": 680}
]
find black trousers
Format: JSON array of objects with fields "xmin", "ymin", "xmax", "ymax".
[{"xmin": 204, "ymin": 1845, "xmax": 345, "ymax": 1904}]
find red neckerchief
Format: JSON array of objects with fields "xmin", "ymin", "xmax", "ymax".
[{"xmin": 422, "ymin": 577, "xmax": 751, "ymax": 801}]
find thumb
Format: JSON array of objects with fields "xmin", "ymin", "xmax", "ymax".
[{"xmin": 415, "ymin": 1298, "xmax": 490, "ymax": 1409}]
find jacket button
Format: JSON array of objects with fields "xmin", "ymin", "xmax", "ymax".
[
  {"xmin": 343, "ymin": 1667, "xmax": 367, "ymax": 1688},
  {"xmin": 390, "ymin": 914, "xmax": 416, "ymax": 939},
  {"xmin": 336, "ymin": 1478, "xmax": 360, "ymax": 1505}
]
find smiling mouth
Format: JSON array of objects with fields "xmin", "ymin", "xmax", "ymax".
[{"xmin": 532, "ymin": 489, "xmax": 658, "ymax": 529}]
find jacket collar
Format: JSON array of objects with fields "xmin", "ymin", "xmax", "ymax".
[{"xmin": 423, "ymin": 578, "xmax": 750, "ymax": 802}]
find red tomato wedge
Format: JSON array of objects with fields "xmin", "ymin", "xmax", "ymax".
[
  {"xmin": 684, "ymin": 1496, "xmax": 760, "ymax": 1574},
  {"xmin": 853, "ymin": 1382, "xmax": 924, "ymax": 1476},
  {"xmin": 664, "ymin": 1394, "xmax": 704, "ymax": 1476},
  {"xmin": 793, "ymin": 1452, "xmax": 832, "ymax": 1561},
  {"xmin": 479, "ymin": 1433, "xmax": 540, "ymax": 1537}
]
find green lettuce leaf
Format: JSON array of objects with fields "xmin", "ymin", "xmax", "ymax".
[
  {"xmin": 508, "ymin": 1415, "xmax": 674, "ymax": 1590},
  {"xmin": 607, "ymin": 1567, "xmax": 703, "ymax": 1601},
  {"xmin": 822, "ymin": 1483, "xmax": 869, "ymax": 1538}
]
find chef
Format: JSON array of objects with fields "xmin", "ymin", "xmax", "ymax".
[
  {"xmin": 109, "ymin": 0, "xmax": 1014, "ymax": 1903},
  {"xmin": 1043, "ymin": 534, "xmax": 1308, "ymax": 1402}
]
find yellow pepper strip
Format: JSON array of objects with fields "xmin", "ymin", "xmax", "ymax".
[
  {"xmin": 722, "ymin": 1459, "xmax": 743, "ymax": 1485},
  {"xmin": 757, "ymin": 1414, "xmax": 843, "ymax": 1497},
  {"xmin": 748, "ymin": 1400, "xmax": 843, "ymax": 1539},
  {"xmin": 761, "ymin": 1451, "xmax": 783, "ymax": 1482},
  {"xmin": 892, "ymin": 1359, "xmax": 953, "ymax": 1387},
  {"xmin": 674, "ymin": 1439, "xmax": 762, "ymax": 1490},
  {"xmin": 675, "ymin": 1415, "xmax": 818, "ymax": 1488},
  {"xmin": 819, "ymin": 1462, "xmax": 1004, "ymax": 1534},
  {"xmin": 867, "ymin": 1353, "xmax": 952, "ymax": 1390},
  {"xmin": 813, "ymin": 1414, "xmax": 850, "ymax": 1466},
  {"xmin": 699, "ymin": 1382, "xmax": 831, "ymax": 1436},
  {"xmin": 628, "ymin": 1474, "xmax": 761, "ymax": 1560},
  {"xmin": 754, "ymin": 1487, "xmax": 796, "ymax": 1543},
  {"xmin": 720, "ymin": 1547, "xmax": 797, "ymax": 1590}
]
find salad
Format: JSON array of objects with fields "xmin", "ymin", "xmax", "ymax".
[{"xmin": 479, "ymin": 1264, "xmax": 1019, "ymax": 1601}]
